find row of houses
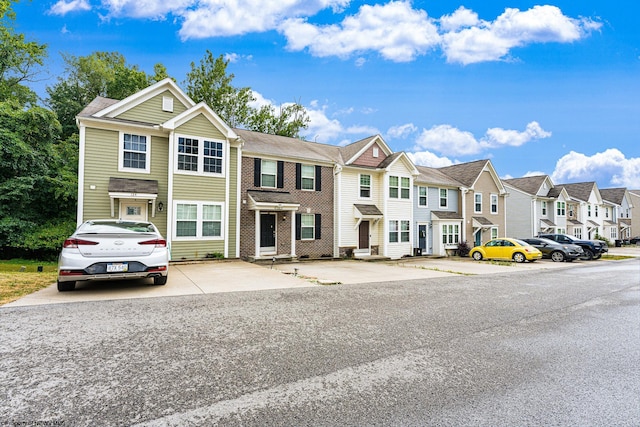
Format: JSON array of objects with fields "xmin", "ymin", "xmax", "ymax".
[{"xmin": 75, "ymin": 79, "xmax": 637, "ymax": 261}]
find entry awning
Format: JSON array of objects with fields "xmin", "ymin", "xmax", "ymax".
[
  {"xmin": 540, "ymin": 218, "xmax": 556, "ymax": 228},
  {"xmin": 431, "ymin": 211, "xmax": 463, "ymax": 221},
  {"xmin": 354, "ymin": 204, "xmax": 383, "ymax": 218},
  {"xmin": 472, "ymin": 216, "xmax": 494, "ymax": 229},
  {"xmin": 108, "ymin": 177, "xmax": 158, "ymax": 217},
  {"xmin": 587, "ymin": 220, "xmax": 599, "ymax": 229},
  {"xmin": 247, "ymin": 190, "xmax": 300, "ymax": 211}
]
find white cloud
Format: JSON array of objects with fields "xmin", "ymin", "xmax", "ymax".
[
  {"xmin": 551, "ymin": 149, "xmax": 640, "ymax": 188},
  {"xmin": 413, "ymin": 121, "xmax": 551, "ymax": 156},
  {"xmin": 387, "ymin": 123, "xmax": 418, "ymax": 139},
  {"xmin": 49, "ymin": 0, "xmax": 91, "ymax": 15},
  {"xmin": 439, "ymin": 6, "xmax": 479, "ymax": 32},
  {"xmin": 408, "ymin": 151, "xmax": 454, "ymax": 168},
  {"xmin": 441, "ymin": 5, "xmax": 602, "ymax": 65},
  {"xmin": 279, "ymin": 1, "xmax": 441, "ymax": 62}
]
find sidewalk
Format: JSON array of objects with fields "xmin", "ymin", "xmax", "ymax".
[{"xmin": 4, "ymin": 247, "xmax": 638, "ymax": 308}]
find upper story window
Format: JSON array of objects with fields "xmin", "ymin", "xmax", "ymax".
[
  {"xmin": 594, "ymin": 205, "xmax": 599, "ymax": 217},
  {"xmin": 490, "ymin": 194, "xmax": 498, "ymax": 214},
  {"xmin": 557, "ymin": 201, "xmax": 566, "ymax": 216},
  {"xmin": 176, "ymin": 135, "xmax": 225, "ymax": 176},
  {"xmin": 440, "ymin": 189, "xmax": 448, "ymax": 208},
  {"xmin": 605, "ymin": 207, "xmax": 610, "ymax": 218},
  {"xmin": 587, "ymin": 205, "xmax": 591, "ymax": 217},
  {"xmin": 418, "ymin": 187, "xmax": 427, "ymax": 207},
  {"xmin": 541, "ymin": 201, "xmax": 547, "ymax": 216},
  {"xmin": 120, "ymin": 133, "xmax": 150, "ymax": 173},
  {"xmin": 360, "ymin": 174, "xmax": 371, "ymax": 198},
  {"xmin": 389, "ymin": 176, "xmax": 410, "ymax": 199},
  {"xmin": 261, "ymin": 160, "xmax": 277, "ymax": 188},
  {"xmin": 401, "ymin": 177, "xmax": 410, "ymax": 199},
  {"xmin": 301, "ymin": 165, "xmax": 315, "ymax": 190},
  {"xmin": 474, "ymin": 193, "xmax": 482, "ymax": 213}
]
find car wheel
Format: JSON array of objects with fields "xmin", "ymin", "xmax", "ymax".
[
  {"xmin": 472, "ymin": 251, "xmax": 483, "ymax": 261},
  {"xmin": 154, "ymin": 275, "xmax": 168, "ymax": 286},
  {"xmin": 593, "ymin": 253, "xmax": 602, "ymax": 259},
  {"xmin": 57, "ymin": 281, "xmax": 75, "ymax": 292},
  {"xmin": 580, "ymin": 249, "xmax": 594, "ymax": 261},
  {"xmin": 550, "ymin": 251, "xmax": 565, "ymax": 262},
  {"xmin": 513, "ymin": 252, "xmax": 526, "ymax": 263}
]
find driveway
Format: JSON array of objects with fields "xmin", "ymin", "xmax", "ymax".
[{"xmin": 4, "ymin": 247, "xmax": 638, "ymax": 307}]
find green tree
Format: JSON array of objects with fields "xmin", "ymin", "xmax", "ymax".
[
  {"xmin": 185, "ymin": 51, "xmax": 309, "ymax": 137},
  {"xmin": 0, "ymin": 0, "xmax": 47, "ymax": 105}
]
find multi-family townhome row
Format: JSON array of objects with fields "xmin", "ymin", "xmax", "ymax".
[{"xmin": 75, "ymin": 79, "xmax": 636, "ymax": 263}]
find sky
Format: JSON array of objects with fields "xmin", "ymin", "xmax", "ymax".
[{"xmin": 13, "ymin": 0, "xmax": 640, "ymax": 189}]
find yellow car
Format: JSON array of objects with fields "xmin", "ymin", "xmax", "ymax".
[{"xmin": 469, "ymin": 238, "xmax": 542, "ymax": 263}]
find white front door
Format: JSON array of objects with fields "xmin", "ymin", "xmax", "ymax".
[{"xmin": 120, "ymin": 200, "xmax": 147, "ymax": 221}]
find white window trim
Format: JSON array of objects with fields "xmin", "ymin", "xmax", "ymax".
[
  {"xmin": 300, "ymin": 164, "xmax": 315, "ymax": 192},
  {"xmin": 490, "ymin": 194, "xmax": 498, "ymax": 215},
  {"xmin": 418, "ymin": 186, "xmax": 428, "ymax": 208},
  {"xmin": 300, "ymin": 213, "xmax": 316, "ymax": 240},
  {"xmin": 173, "ymin": 201, "xmax": 225, "ymax": 241},
  {"xmin": 119, "ymin": 131, "xmax": 151, "ymax": 174},
  {"xmin": 474, "ymin": 193, "xmax": 482, "ymax": 214},
  {"xmin": 490, "ymin": 227, "xmax": 499, "ymax": 240},
  {"xmin": 174, "ymin": 133, "xmax": 226, "ymax": 178},
  {"xmin": 557, "ymin": 201, "xmax": 566, "ymax": 217},
  {"xmin": 439, "ymin": 188, "xmax": 448, "ymax": 208},
  {"xmin": 359, "ymin": 174, "xmax": 372, "ymax": 199}
]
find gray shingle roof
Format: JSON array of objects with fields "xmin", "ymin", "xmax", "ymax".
[
  {"xmin": 600, "ymin": 188, "xmax": 626, "ymax": 205},
  {"xmin": 354, "ymin": 204, "xmax": 383, "ymax": 216},
  {"xmin": 503, "ymin": 175, "xmax": 548, "ymax": 195},
  {"xmin": 415, "ymin": 165, "xmax": 464, "ymax": 187},
  {"xmin": 438, "ymin": 159, "xmax": 489, "ymax": 187},
  {"xmin": 78, "ymin": 96, "xmax": 119, "ymax": 118},
  {"xmin": 557, "ymin": 182, "xmax": 596, "ymax": 202},
  {"xmin": 247, "ymin": 190, "xmax": 298, "ymax": 205},
  {"xmin": 431, "ymin": 211, "xmax": 463, "ymax": 220},
  {"xmin": 339, "ymin": 136, "xmax": 378, "ymax": 164},
  {"xmin": 108, "ymin": 177, "xmax": 158, "ymax": 194}
]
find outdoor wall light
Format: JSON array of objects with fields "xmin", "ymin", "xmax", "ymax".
[{"xmin": 157, "ymin": 202, "xmax": 164, "ymax": 212}]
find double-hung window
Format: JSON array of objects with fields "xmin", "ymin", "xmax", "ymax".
[
  {"xmin": 490, "ymin": 194, "xmax": 498, "ymax": 214},
  {"xmin": 177, "ymin": 135, "xmax": 225, "ymax": 175},
  {"xmin": 418, "ymin": 187, "xmax": 427, "ymax": 207},
  {"xmin": 120, "ymin": 133, "xmax": 150, "ymax": 173},
  {"xmin": 400, "ymin": 177, "xmax": 410, "ymax": 199},
  {"xmin": 389, "ymin": 220, "xmax": 399, "ymax": 243},
  {"xmin": 442, "ymin": 224, "xmax": 460, "ymax": 245},
  {"xmin": 439, "ymin": 189, "xmax": 448, "ymax": 208},
  {"xmin": 203, "ymin": 140, "xmax": 223, "ymax": 174},
  {"xmin": 557, "ymin": 201, "xmax": 566, "ymax": 216},
  {"xmin": 300, "ymin": 214, "xmax": 315, "ymax": 240},
  {"xmin": 360, "ymin": 175, "xmax": 371, "ymax": 198},
  {"xmin": 474, "ymin": 193, "xmax": 482, "ymax": 213},
  {"xmin": 389, "ymin": 176, "xmax": 399, "ymax": 198},
  {"xmin": 301, "ymin": 165, "xmax": 315, "ymax": 190},
  {"xmin": 175, "ymin": 202, "xmax": 223, "ymax": 239},
  {"xmin": 541, "ymin": 201, "xmax": 547, "ymax": 215},
  {"xmin": 400, "ymin": 220, "xmax": 410, "ymax": 242},
  {"xmin": 261, "ymin": 160, "xmax": 277, "ymax": 188},
  {"xmin": 177, "ymin": 137, "xmax": 199, "ymax": 171}
]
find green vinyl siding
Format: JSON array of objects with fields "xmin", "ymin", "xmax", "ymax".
[
  {"xmin": 82, "ymin": 128, "xmax": 119, "ymax": 219},
  {"xmin": 170, "ymin": 240, "xmax": 225, "ymax": 261},
  {"xmin": 176, "ymin": 114, "xmax": 226, "ymax": 139},
  {"xmin": 117, "ymin": 91, "xmax": 188, "ymax": 124},
  {"xmin": 172, "ymin": 174, "xmax": 227, "ymax": 201}
]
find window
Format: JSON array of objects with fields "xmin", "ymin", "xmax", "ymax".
[
  {"xmin": 490, "ymin": 194, "xmax": 498, "ymax": 214},
  {"xmin": 203, "ymin": 140, "xmax": 223, "ymax": 174},
  {"xmin": 587, "ymin": 205, "xmax": 591, "ymax": 217},
  {"xmin": 491, "ymin": 228, "xmax": 498, "ymax": 240},
  {"xmin": 401, "ymin": 177, "xmax": 410, "ymax": 199},
  {"xmin": 301, "ymin": 165, "xmax": 315, "ymax": 190},
  {"xmin": 176, "ymin": 135, "xmax": 225, "ymax": 176},
  {"xmin": 557, "ymin": 201, "xmax": 566, "ymax": 216},
  {"xmin": 401, "ymin": 221, "xmax": 410, "ymax": 242},
  {"xmin": 605, "ymin": 207, "xmax": 609, "ymax": 218},
  {"xmin": 541, "ymin": 201, "xmax": 547, "ymax": 216},
  {"xmin": 175, "ymin": 202, "xmax": 224, "ymax": 239},
  {"xmin": 389, "ymin": 221, "xmax": 398, "ymax": 243},
  {"xmin": 373, "ymin": 147, "xmax": 379, "ymax": 158},
  {"xmin": 442, "ymin": 224, "xmax": 460, "ymax": 245},
  {"xmin": 261, "ymin": 160, "xmax": 277, "ymax": 188},
  {"xmin": 300, "ymin": 214, "xmax": 315, "ymax": 240},
  {"xmin": 389, "ymin": 176, "xmax": 399, "ymax": 198},
  {"xmin": 177, "ymin": 137, "xmax": 199, "ymax": 171},
  {"xmin": 594, "ymin": 205, "xmax": 599, "ymax": 217},
  {"xmin": 574, "ymin": 228, "xmax": 582, "ymax": 238},
  {"xmin": 121, "ymin": 133, "xmax": 149, "ymax": 172},
  {"xmin": 474, "ymin": 193, "xmax": 482, "ymax": 213},
  {"xmin": 360, "ymin": 174, "xmax": 371, "ymax": 198},
  {"xmin": 439, "ymin": 189, "xmax": 448, "ymax": 208},
  {"xmin": 610, "ymin": 228, "xmax": 617, "ymax": 239},
  {"xmin": 418, "ymin": 187, "xmax": 427, "ymax": 207}
]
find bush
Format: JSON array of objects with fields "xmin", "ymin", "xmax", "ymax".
[{"xmin": 457, "ymin": 241, "xmax": 471, "ymax": 257}]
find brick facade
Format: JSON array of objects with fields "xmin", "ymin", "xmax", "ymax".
[{"xmin": 240, "ymin": 157, "xmax": 334, "ymax": 260}]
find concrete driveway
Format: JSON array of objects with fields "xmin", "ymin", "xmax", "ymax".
[{"xmin": 4, "ymin": 247, "xmax": 638, "ymax": 308}]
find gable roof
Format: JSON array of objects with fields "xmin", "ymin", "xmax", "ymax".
[
  {"xmin": 599, "ymin": 188, "xmax": 627, "ymax": 205},
  {"xmin": 235, "ymin": 128, "xmax": 341, "ymax": 164},
  {"xmin": 77, "ymin": 96, "xmax": 119, "ymax": 118},
  {"xmin": 339, "ymin": 135, "xmax": 392, "ymax": 165},
  {"xmin": 377, "ymin": 151, "xmax": 419, "ymax": 175},
  {"xmin": 415, "ymin": 165, "xmax": 464, "ymax": 187},
  {"xmin": 502, "ymin": 175, "xmax": 550, "ymax": 196},
  {"xmin": 163, "ymin": 102, "xmax": 238, "ymax": 140},
  {"xmin": 557, "ymin": 182, "xmax": 601, "ymax": 203},
  {"xmin": 438, "ymin": 159, "xmax": 505, "ymax": 193}
]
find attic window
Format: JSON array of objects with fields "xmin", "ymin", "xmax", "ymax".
[
  {"xmin": 162, "ymin": 96, "xmax": 174, "ymax": 112},
  {"xmin": 373, "ymin": 147, "xmax": 379, "ymax": 158}
]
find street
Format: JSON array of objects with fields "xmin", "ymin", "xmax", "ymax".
[{"xmin": 1, "ymin": 259, "xmax": 639, "ymax": 426}]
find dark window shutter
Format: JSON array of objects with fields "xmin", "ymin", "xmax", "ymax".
[
  {"xmin": 277, "ymin": 161, "xmax": 284, "ymax": 188},
  {"xmin": 295, "ymin": 163, "xmax": 301, "ymax": 190},
  {"xmin": 315, "ymin": 214, "xmax": 321, "ymax": 240},
  {"xmin": 295, "ymin": 213, "xmax": 301, "ymax": 240},
  {"xmin": 315, "ymin": 166, "xmax": 322, "ymax": 191},
  {"xmin": 254, "ymin": 158, "xmax": 261, "ymax": 187}
]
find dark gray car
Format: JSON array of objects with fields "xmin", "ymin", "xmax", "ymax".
[{"xmin": 521, "ymin": 237, "xmax": 583, "ymax": 262}]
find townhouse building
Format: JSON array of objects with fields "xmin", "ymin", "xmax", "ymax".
[
  {"xmin": 556, "ymin": 182, "xmax": 604, "ymax": 240},
  {"xmin": 600, "ymin": 188, "xmax": 634, "ymax": 242}
]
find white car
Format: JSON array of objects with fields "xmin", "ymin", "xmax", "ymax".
[{"xmin": 57, "ymin": 220, "xmax": 169, "ymax": 292}]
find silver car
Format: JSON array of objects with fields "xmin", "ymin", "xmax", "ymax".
[{"xmin": 57, "ymin": 220, "xmax": 169, "ymax": 291}]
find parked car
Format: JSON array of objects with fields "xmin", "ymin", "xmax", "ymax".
[
  {"xmin": 469, "ymin": 238, "xmax": 542, "ymax": 263},
  {"xmin": 57, "ymin": 220, "xmax": 169, "ymax": 292},
  {"xmin": 537, "ymin": 233, "xmax": 608, "ymax": 260},
  {"xmin": 629, "ymin": 236, "xmax": 640, "ymax": 245},
  {"xmin": 520, "ymin": 237, "xmax": 583, "ymax": 262}
]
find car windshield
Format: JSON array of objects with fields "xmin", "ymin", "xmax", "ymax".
[
  {"xmin": 512, "ymin": 239, "xmax": 530, "ymax": 246},
  {"xmin": 79, "ymin": 221, "xmax": 156, "ymax": 234}
]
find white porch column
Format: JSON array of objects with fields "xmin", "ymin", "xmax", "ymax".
[
  {"xmin": 290, "ymin": 213, "xmax": 296, "ymax": 257},
  {"xmin": 254, "ymin": 210, "xmax": 261, "ymax": 259}
]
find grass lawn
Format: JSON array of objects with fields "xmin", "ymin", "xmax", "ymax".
[{"xmin": 0, "ymin": 260, "xmax": 57, "ymax": 306}]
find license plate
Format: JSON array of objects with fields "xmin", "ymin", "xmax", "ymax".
[{"xmin": 107, "ymin": 263, "xmax": 128, "ymax": 273}]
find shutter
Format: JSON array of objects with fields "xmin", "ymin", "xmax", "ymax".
[
  {"xmin": 254, "ymin": 158, "xmax": 261, "ymax": 187},
  {"xmin": 315, "ymin": 165, "xmax": 322, "ymax": 191},
  {"xmin": 296, "ymin": 163, "xmax": 301, "ymax": 190},
  {"xmin": 295, "ymin": 213, "xmax": 301, "ymax": 240},
  {"xmin": 315, "ymin": 214, "xmax": 321, "ymax": 240},
  {"xmin": 277, "ymin": 161, "xmax": 284, "ymax": 188}
]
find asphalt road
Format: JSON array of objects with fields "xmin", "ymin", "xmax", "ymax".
[{"xmin": 1, "ymin": 259, "xmax": 639, "ymax": 426}]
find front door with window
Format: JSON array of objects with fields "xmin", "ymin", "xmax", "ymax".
[
  {"xmin": 260, "ymin": 213, "xmax": 276, "ymax": 254},
  {"xmin": 418, "ymin": 224, "xmax": 427, "ymax": 251},
  {"xmin": 120, "ymin": 201, "xmax": 147, "ymax": 221},
  {"xmin": 358, "ymin": 221, "xmax": 370, "ymax": 252}
]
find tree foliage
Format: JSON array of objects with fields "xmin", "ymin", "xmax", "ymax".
[{"xmin": 185, "ymin": 51, "xmax": 309, "ymax": 138}]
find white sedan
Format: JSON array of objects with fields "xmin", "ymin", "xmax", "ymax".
[{"xmin": 57, "ymin": 220, "xmax": 169, "ymax": 292}]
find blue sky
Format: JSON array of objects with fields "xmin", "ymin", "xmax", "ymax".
[{"xmin": 14, "ymin": 0, "xmax": 640, "ymax": 189}]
